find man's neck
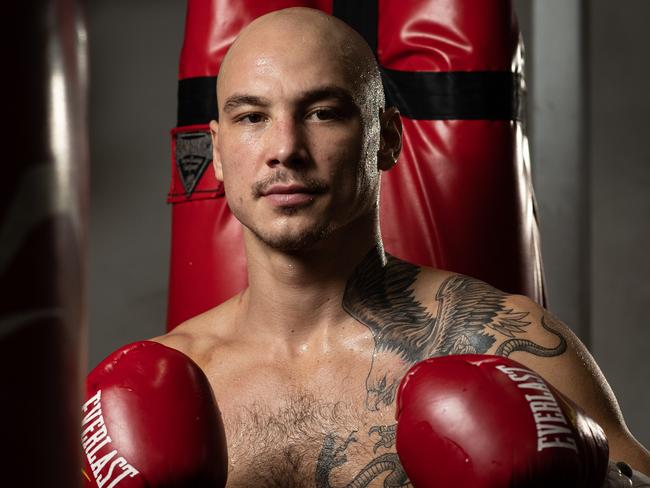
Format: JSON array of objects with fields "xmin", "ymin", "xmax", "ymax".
[{"xmin": 238, "ymin": 218, "xmax": 383, "ymax": 349}]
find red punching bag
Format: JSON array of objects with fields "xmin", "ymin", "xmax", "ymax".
[
  {"xmin": 374, "ymin": 1, "xmax": 545, "ymax": 301},
  {"xmin": 166, "ymin": 0, "xmax": 545, "ymax": 330}
]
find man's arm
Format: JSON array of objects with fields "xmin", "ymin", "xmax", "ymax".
[{"xmin": 493, "ymin": 293, "xmax": 650, "ymax": 475}]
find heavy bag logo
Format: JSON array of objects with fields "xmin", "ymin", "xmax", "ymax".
[
  {"xmin": 81, "ymin": 390, "xmax": 140, "ymax": 487},
  {"xmin": 496, "ymin": 364, "xmax": 578, "ymax": 452},
  {"xmin": 175, "ymin": 130, "xmax": 213, "ymax": 197}
]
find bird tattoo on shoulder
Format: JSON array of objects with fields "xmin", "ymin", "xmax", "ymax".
[{"xmin": 342, "ymin": 250, "xmax": 566, "ymax": 411}]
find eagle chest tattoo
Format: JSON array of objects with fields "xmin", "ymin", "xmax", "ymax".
[
  {"xmin": 342, "ymin": 252, "xmax": 566, "ymax": 411},
  {"xmin": 314, "ymin": 252, "xmax": 566, "ymax": 486}
]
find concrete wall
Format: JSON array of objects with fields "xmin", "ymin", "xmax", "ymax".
[
  {"xmin": 519, "ymin": 0, "xmax": 650, "ymax": 446},
  {"xmin": 529, "ymin": 0, "xmax": 590, "ymax": 340},
  {"xmin": 87, "ymin": 1, "xmax": 650, "ymax": 446},
  {"xmin": 87, "ymin": 0, "xmax": 182, "ymax": 364},
  {"xmin": 589, "ymin": 0, "xmax": 650, "ymax": 449}
]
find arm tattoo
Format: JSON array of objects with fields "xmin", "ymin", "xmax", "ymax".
[
  {"xmin": 496, "ymin": 313, "xmax": 567, "ymax": 357},
  {"xmin": 343, "ymin": 250, "xmax": 566, "ymax": 410},
  {"xmin": 316, "ymin": 425, "xmax": 411, "ymax": 487}
]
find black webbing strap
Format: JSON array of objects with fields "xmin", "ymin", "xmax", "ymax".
[
  {"xmin": 332, "ymin": 0, "xmax": 378, "ymax": 53},
  {"xmin": 178, "ymin": 76, "xmax": 217, "ymax": 127},
  {"xmin": 381, "ymin": 69, "xmax": 522, "ymax": 120}
]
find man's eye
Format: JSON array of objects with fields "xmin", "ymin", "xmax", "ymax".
[
  {"xmin": 237, "ymin": 113, "xmax": 265, "ymax": 124},
  {"xmin": 308, "ymin": 108, "xmax": 339, "ymax": 121}
]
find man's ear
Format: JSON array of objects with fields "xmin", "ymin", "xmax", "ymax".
[
  {"xmin": 377, "ymin": 106, "xmax": 402, "ymax": 171},
  {"xmin": 209, "ymin": 119, "xmax": 224, "ymax": 181}
]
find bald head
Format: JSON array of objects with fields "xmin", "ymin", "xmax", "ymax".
[
  {"xmin": 208, "ymin": 8, "xmax": 402, "ymax": 253},
  {"xmin": 217, "ymin": 8, "xmax": 385, "ymax": 121}
]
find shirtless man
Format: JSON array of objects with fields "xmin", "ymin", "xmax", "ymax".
[{"xmin": 131, "ymin": 7, "xmax": 647, "ymax": 487}]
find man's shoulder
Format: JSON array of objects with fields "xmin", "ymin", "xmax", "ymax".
[
  {"xmin": 348, "ymin": 252, "xmax": 544, "ymax": 327},
  {"xmin": 393, "ymin": 260, "xmax": 555, "ymax": 357},
  {"xmin": 406, "ymin": 261, "xmax": 540, "ymax": 316},
  {"xmin": 150, "ymin": 292, "xmax": 242, "ymax": 367},
  {"xmin": 412, "ymin": 266, "xmax": 573, "ymax": 371}
]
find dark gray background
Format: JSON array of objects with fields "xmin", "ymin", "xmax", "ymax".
[{"xmin": 87, "ymin": 1, "xmax": 650, "ymax": 446}]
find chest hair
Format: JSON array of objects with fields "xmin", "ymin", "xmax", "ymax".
[{"xmin": 222, "ymin": 390, "xmax": 395, "ymax": 487}]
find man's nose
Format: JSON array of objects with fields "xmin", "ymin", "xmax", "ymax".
[{"xmin": 265, "ymin": 117, "xmax": 308, "ymax": 167}]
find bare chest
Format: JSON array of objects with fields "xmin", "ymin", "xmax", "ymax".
[{"xmin": 220, "ymin": 391, "xmax": 410, "ymax": 488}]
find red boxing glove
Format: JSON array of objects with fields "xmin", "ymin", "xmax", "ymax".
[
  {"xmin": 80, "ymin": 341, "xmax": 228, "ymax": 488},
  {"xmin": 395, "ymin": 354, "xmax": 609, "ymax": 488}
]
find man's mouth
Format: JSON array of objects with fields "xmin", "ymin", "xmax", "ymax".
[
  {"xmin": 260, "ymin": 184, "xmax": 323, "ymax": 206},
  {"xmin": 261, "ymin": 183, "xmax": 322, "ymax": 207}
]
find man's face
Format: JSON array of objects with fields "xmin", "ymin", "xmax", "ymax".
[{"xmin": 211, "ymin": 25, "xmax": 383, "ymax": 252}]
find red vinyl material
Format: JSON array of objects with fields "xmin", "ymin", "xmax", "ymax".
[
  {"xmin": 381, "ymin": 119, "xmax": 542, "ymax": 300},
  {"xmin": 377, "ymin": 0, "xmax": 544, "ymax": 303},
  {"xmin": 82, "ymin": 341, "xmax": 228, "ymax": 487},
  {"xmin": 167, "ymin": 0, "xmax": 545, "ymax": 329},
  {"xmin": 395, "ymin": 355, "xmax": 609, "ymax": 487},
  {"xmin": 377, "ymin": 0, "xmax": 517, "ymax": 71}
]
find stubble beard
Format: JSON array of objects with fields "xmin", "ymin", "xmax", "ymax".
[
  {"xmin": 246, "ymin": 212, "xmax": 335, "ymax": 252},
  {"xmin": 243, "ymin": 169, "xmax": 335, "ymax": 251},
  {"xmin": 238, "ymin": 184, "xmax": 379, "ymax": 253}
]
